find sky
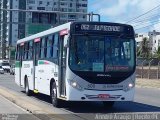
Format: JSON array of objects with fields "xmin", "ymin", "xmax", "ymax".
[{"xmin": 88, "ymin": 0, "xmax": 160, "ymax": 33}]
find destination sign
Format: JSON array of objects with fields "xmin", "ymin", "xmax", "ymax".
[{"xmin": 75, "ymin": 24, "xmax": 124, "ymax": 32}]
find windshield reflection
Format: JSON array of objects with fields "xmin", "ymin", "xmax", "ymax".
[{"xmin": 69, "ymin": 35, "xmax": 135, "ymax": 72}]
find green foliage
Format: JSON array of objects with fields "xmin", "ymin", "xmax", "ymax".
[
  {"xmin": 137, "ymin": 37, "xmax": 150, "ymax": 58},
  {"xmin": 154, "ymin": 46, "xmax": 160, "ymax": 60}
]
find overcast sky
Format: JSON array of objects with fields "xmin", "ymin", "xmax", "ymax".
[{"xmin": 88, "ymin": 0, "xmax": 160, "ymax": 33}]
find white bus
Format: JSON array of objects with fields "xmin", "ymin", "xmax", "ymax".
[{"xmin": 15, "ymin": 22, "xmax": 136, "ymax": 108}]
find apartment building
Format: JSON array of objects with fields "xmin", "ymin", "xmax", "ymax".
[
  {"xmin": 136, "ymin": 30, "xmax": 160, "ymax": 54},
  {"xmin": 0, "ymin": 0, "xmax": 88, "ymax": 59},
  {"xmin": 148, "ymin": 30, "xmax": 160, "ymax": 54},
  {"xmin": 0, "ymin": 0, "xmax": 7, "ymax": 59}
]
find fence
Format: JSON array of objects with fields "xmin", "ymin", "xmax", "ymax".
[{"xmin": 136, "ymin": 58, "xmax": 160, "ymax": 79}]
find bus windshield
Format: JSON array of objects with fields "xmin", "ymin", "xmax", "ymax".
[{"xmin": 69, "ymin": 35, "xmax": 135, "ymax": 72}]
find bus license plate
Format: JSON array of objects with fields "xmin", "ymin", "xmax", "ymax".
[{"xmin": 98, "ymin": 94, "xmax": 110, "ymax": 99}]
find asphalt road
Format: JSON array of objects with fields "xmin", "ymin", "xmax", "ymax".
[{"xmin": 0, "ymin": 73, "xmax": 160, "ymax": 120}]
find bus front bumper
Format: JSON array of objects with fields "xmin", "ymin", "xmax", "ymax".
[{"xmin": 66, "ymin": 87, "xmax": 135, "ymax": 101}]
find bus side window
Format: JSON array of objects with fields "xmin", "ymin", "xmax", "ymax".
[
  {"xmin": 50, "ymin": 34, "xmax": 54, "ymax": 58},
  {"xmin": 16, "ymin": 45, "xmax": 20, "ymax": 60},
  {"xmin": 47, "ymin": 35, "xmax": 53, "ymax": 58},
  {"xmin": 40, "ymin": 38, "xmax": 45, "ymax": 59},
  {"xmin": 44, "ymin": 37, "xmax": 48, "ymax": 58},
  {"xmin": 24, "ymin": 42, "xmax": 29, "ymax": 60},
  {"xmin": 53, "ymin": 33, "xmax": 59, "ymax": 59},
  {"xmin": 35, "ymin": 42, "xmax": 40, "ymax": 66},
  {"xmin": 21, "ymin": 45, "xmax": 24, "ymax": 60},
  {"xmin": 26, "ymin": 42, "xmax": 29, "ymax": 60},
  {"xmin": 28, "ymin": 41, "xmax": 33, "ymax": 60}
]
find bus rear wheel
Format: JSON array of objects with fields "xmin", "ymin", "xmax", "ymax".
[
  {"xmin": 103, "ymin": 101, "xmax": 115, "ymax": 108},
  {"xmin": 51, "ymin": 82, "xmax": 62, "ymax": 107}
]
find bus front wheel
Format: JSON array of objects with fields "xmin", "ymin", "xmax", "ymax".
[
  {"xmin": 103, "ymin": 101, "xmax": 115, "ymax": 108},
  {"xmin": 51, "ymin": 82, "xmax": 62, "ymax": 107}
]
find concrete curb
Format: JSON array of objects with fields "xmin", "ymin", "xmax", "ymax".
[{"xmin": 0, "ymin": 86, "xmax": 63, "ymax": 120}]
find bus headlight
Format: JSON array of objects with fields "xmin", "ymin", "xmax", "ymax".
[
  {"xmin": 123, "ymin": 82, "xmax": 134, "ymax": 92},
  {"xmin": 69, "ymin": 80, "xmax": 83, "ymax": 91},
  {"xmin": 128, "ymin": 83, "xmax": 133, "ymax": 88}
]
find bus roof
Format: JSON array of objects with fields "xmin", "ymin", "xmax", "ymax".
[
  {"xmin": 17, "ymin": 21, "xmax": 134, "ymax": 44},
  {"xmin": 17, "ymin": 22, "xmax": 72, "ymax": 44}
]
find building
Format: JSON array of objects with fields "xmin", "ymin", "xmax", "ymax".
[
  {"xmin": 0, "ymin": 0, "xmax": 88, "ymax": 59},
  {"xmin": 0, "ymin": 0, "xmax": 7, "ymax": 59},
  {"xmin": 135, "ymin": 33, "xmax": 149, "ymax": 47},
  {"xmin": 25, "ymin": 0, "xmax": 88, "ymax": 36},
  {"xmin": 148, "ymin": 30, "xmax": 160, "ymax": 54},
  {"xmin": 135, "ymin": 30, "xmax": 160, "ymax": 55}
]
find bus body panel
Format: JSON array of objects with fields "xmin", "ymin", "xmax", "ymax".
[
  {"xmin": 66, "ymin": 85, "xmax": 135, "ymax": 101},
  {"xmin": 15, "ymin": 61, "xmax": 21, "ymax": 86},
  {"xmin": 21, "ymin": 61, "xmax": 34, "ymax": 90},
  {"xmin": 65, "ymin": 68, "xmax": 135, "ymax": 101},
  {"xmin": 35, "ymin": 60, "xmax": 58, "ymax": 95}
]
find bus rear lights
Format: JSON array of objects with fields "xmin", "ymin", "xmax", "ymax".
[{"xmin": 69, "ymin": 80, "xmax": 83, "ymax": 91}]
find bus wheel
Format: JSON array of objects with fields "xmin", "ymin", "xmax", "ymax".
[
  {"xmin": 25, "ymin": 78, "xmax": 31, "ymax": 96},
  {"xmin": 103, "ymin": 101, "xmax": 115, "ymax": 108},
  {"xmin": 51, "ymin": 82, "xmax": 61, "ymax": 107}
]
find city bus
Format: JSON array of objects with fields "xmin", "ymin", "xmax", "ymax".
[{"xmin": 15, "ymin": 21, "xmax": 136, "ymax": 108}]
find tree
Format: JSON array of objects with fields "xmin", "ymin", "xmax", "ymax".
[
  {"xmin": 138, "ymin": 37, "xmax": 150, "ymax": 58},
  {"xmin": 155, "ymin": 46, "xmax": 160, "ymax": 60}
]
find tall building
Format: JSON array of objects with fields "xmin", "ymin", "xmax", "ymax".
[
  {"xmin": 0, "ymin": 0, "xmax": 7, "ymax": 59},
  {"xmin": 0, "ymin": 0, "xmax": 25, "ymax": 59},
  {"xmin": 25, "ymin": 0, "xmax": 88, "ymax": 36},
  {"xmin": 0, "ymin": 0, "xmax": 88, "ymax": 59}
]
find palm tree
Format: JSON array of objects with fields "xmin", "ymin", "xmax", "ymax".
[{"xmin": 138, "ymin": 37, "xmax": 150, "ymax": 58}]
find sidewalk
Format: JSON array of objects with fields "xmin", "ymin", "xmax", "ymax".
[{"xmin": 136, "ymin": 78, "xmax": 160, "ymax": 89}]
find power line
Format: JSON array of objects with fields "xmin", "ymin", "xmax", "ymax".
[
  {"xmin": 133, "ymin": 19, "xmax": 160, "ymax": 27},
  {"xmin": 130, "ymin": 12, "xmax": 160, "ymax": 24},
  {"xmin": 125, "ymin": 4, "xmax": 160, "ymax": 23},
  {"xmin": 135, "ymin": 21, "xmax": 160, "ymax": 31}
]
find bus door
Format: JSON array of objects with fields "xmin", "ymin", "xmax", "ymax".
[
  {"xmin": 15, "ymin": 44, "xmax": 23, "ymax": 86},
  {"xmin": 59, "ymin": 34, "xmax": 68, "ymax": 96},
  {"xmin": 19, "ymin": 43, "xmax": 24, "ymax": 87},
  {"xmin": 33, "ymin": 38, "xmax": 40, "ymax": 91}
]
